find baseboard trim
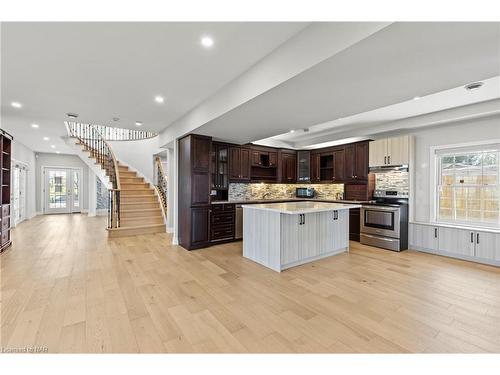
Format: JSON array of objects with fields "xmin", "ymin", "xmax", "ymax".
[{"xmin": 411, "ymin": 245, "xmax": 500, "ymax": 267}]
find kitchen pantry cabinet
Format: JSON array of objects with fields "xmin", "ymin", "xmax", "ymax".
[
  {"xmin": 229, "ymin": 146, "xmax": 251, "ymax": 182},
  {"xmin": 409, "ymin": 223, "xmax": 500, "ymax": 265},
  {"xmin": 369, "ymin": 135, "xmax": 411, "ymax": 167},
  {"xmin": 178, "ymin": 134, "xmax": 212, "ymax": 250}
]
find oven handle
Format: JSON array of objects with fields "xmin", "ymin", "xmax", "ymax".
[{"xmin": 362, "ymin": 205, "xmax": 400, "ymax": 212}]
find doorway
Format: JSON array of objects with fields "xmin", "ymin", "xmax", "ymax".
[
  {"xmin": 43, "ymin": 167, "xmax": 82, "ymax": 214},
  {"xmin": 12, "ymin": 162, "xmax": 28, "ymax": 225}
]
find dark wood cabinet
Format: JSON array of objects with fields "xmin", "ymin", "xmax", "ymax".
[
  {"xmin": 0, "ymin": 130, "xmax": 13, "ymax": 252},
  {"xmin": 280, "ymin": 151, "xmax": 296, "ymax": 183},
  {"xmin": 178, "ymin": 134, "xmax": 212, "ymax": 250},
  {"xmin": 210, "ymin": 203, "xmax": 235, "ymax": 242},
  {"xmin": 229, "ymin": 146, "xmax": 251, "ymax": 182},
  {"xmin": 297, "ymin": 150, "xmax": 310, "ymax": 182},
  {"xmin": 191, "ymin": 207, "xmax": 211, "ymax": 246},
  {"xmin": 269, "ymin": 152, "xmax": 277, "ymax": 167},
  {"xmin": 310, "ymin": 153, "xmax": 320, "ymax": 183},
  {"xmin": 344, "ymin": 141, "xmax": 369, "ymax": 183},
  {"xmin": 249, "ymin": 146, "xmax": 278, "ymax": 182},
  {"xmin": 349, "ymin": 208, "xmax": 361, "ymax": 242},
  {"xmin": 211, "ymin": 142, "xmax": 229, "ymax": 189},
  {"xmin": 333, "ymin": 148, "xmax": 345, "ymax": 182}
]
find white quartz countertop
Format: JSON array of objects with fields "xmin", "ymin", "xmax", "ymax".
[{"xmin": 242, "ymin": 201, "xmax": 361, "ymax": 214}]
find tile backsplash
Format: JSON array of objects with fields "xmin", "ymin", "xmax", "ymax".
[
  {"xmin": 374, "ymin": 170, "xmax": 409, "ymax": 193},
  {"xmin": 229, "ymin": 183, "xmax": 344, "ymax": 200}
]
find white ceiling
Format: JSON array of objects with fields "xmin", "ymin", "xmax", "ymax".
[
  {"xmin": 197, "ymin": 22, "xmax": 500, "ymax": 144},
  {"xmin": 1, "ymin": 22, "xmax": 307, "ymax": 153},
  {"xmin": 255, "ymin": 75, "xmax": 500, "ymax": 149}
]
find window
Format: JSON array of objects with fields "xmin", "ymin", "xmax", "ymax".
[{"xmin": 435, "ymin": 143, "xmax": 500, "ymax": 228}]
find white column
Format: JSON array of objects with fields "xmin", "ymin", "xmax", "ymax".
[
  {"xmin": 166, "ymin": 142, "xmax": 178, "ymax": 245},
  {"xmin": 88, "ymin": 169, "xmax": 97, "ymax": 217}
]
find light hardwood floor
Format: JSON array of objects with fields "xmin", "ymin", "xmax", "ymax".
[{"xmin": 2, "ymin": 214, "xmax": 500, "ymax": 353}]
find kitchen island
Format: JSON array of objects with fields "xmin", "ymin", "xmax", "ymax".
[{"xmin": 242, "ymin": 201, "xmax": 361, "ymax": 272}]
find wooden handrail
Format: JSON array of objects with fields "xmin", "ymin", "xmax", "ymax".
[{"xmin": 101, "ymin": 136, "xmax": 121, "ymax": 191}]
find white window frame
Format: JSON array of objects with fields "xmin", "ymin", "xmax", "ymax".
[{"xmin": 430, "ymin": 139, "xmax": 500, "ymax": 229}]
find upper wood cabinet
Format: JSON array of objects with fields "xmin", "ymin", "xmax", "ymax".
[
  {"xmin": 332, "ymin": 148, "xmax": 345, "ymax": 182},
  {"xmin": 344, "ymin": 141, "xmax": 369, "ymax": 183},
  {"xmin": 211, "ymin": 142, "xmax": 229, "ymax": 189},
  {"xmin": 280, "ymin": 152, "xmax": 297, "ymax": 183},
  {"xmin": 369, "ymin": 135, "xmax": 411, "ymax": 167},
  {"xmin": 297, "ymin": 150, "xmax": 310, "ymax": 182},
  {"xmin": 229, "ymin": 146, "xmax": 251, "ymax": 182},
  {"xmin": 191, "ymin": 135, "xmax": 211, "ymax": 172},
  {"xmin": 310, "ymin": 153, "xmax": 320, "ymax": 183}
]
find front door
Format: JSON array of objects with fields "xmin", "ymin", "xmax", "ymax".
[{"xmin": 44, "ymin": 168, "xmax": 82, "ymax": 214}]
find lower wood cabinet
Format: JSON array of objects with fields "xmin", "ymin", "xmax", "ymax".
[
  {"xmin": 210, "ymin": 203, "xmax": 235, "ymax": 242},
  {"xmin": 409, "ymin": 223, "xmax": 500, "ymax": 266},
  {"xmin": 190, "ymin": 207, "xmax": 211, "ymax": 247}
]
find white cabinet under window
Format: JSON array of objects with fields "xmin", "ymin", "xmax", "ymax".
[
  {"xmin": 369, "ymin": 135, "xmax": 411, "ymax": 167},
  {"xmin": 410, "ymin": 223, "xmax": 500, "ymax": 266}
]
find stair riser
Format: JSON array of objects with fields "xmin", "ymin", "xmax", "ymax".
[
  {"xmin": 120, "ymin": 178, "xmax": 144, "ymax": 184},
  {"xmin": 107, "ymin": 225, "xmax": 166, "ymax": 238},
  {"xmin": 121, "ymin": 183, "xmax": 150, "ymax": 189},
  {"xmin": 121, "ymin": 190, "xmax": 154, "ymax": 196},
  {"xmin": 120, "ymin": 196, "xmax": 157, "ymax": 203},
  {"xmin": 121, "ymin": 217, "xmax": 164, "ymax": 226},
  {"xmin": 121, "ymin": 210, "xmax": 162, "ymax": 218}
]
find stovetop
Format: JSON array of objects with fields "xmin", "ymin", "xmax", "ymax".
[{"xmin": 363, "ymin": 198, "xmax": 409, "ymax": 207}]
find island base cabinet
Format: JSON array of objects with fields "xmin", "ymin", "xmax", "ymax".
[
  {"xmin": 474, "ymin": 231, "xmax": 500, "ymax": 262},
  {"xmin": 281, "ymin": 211, "xmax": 349, "ymax": 270}
]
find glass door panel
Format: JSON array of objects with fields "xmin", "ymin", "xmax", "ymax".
[{"xmin": 44, "ymin": 168, "xmax": 81, "ymax": 214}]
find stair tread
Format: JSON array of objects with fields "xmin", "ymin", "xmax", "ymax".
[{"xmin": 121, "ymin": 208, "xmax": 161, "ymax": 212}]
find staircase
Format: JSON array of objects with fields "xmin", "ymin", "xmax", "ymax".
[
  {"xmin": 65, "ymin": 121, "xmax": 166, "ymax": 238},
  {"xmin": 108, "ymin": 163, "xmax": 165, "ymax": 237}
]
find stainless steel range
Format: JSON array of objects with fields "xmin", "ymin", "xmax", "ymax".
[{"xmin": 360, "ymin": 189, "xmax": 409, "ymax": 252}]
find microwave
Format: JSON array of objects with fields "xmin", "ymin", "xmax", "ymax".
[{"xmin": 296, "ymin": 187, "xmax": 315, "ymax": 198}]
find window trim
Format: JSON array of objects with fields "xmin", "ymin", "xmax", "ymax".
[{"xmin": 430, "ymin": 139, "xmax": 500, "ymax": 229}]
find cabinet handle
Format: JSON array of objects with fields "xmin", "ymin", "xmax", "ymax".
[
  {"xmin": 333, "ymin": 210, "xmax": 338, "ymax": 220},
  {"xmin": 434, "ymin": 228, "xmax": 438, "ymax": 238},
  {"xmin": 388, "ymin": 156, "xmax": 391, "ymax": 164},
  {"xmin": 384, "ymin": 156, "xmax": 387, "ymax": 164},
  {"xmin": 476, "ymin": 233, "xmax": 480, "ymax": 244},
  {"xmin": 303, "ymin": 214, "xmax": 306, "ymax": 225},
  {"xmin": 470, "ymin": 232, "xmax": 474, "ymax": 243}
]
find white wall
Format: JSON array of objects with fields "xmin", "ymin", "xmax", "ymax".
[
  {"xmin": 35, "ymin": 153, "xmax": 90, "ymax": 213},
  {"xmin": 109, "ymin": 137, "xmax": 161, "ymax": 184},
  {"xmin": 11, "ymin": 140, "xmax": 37, "ymax": 219},
  {"xmin": 412, "ymin": 115, "xmax": 500, "ymax": 223}
]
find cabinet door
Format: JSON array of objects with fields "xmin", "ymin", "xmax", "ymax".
[
  {"xmin": 344, "ymin": 144, "xmax": 355, "ymax": 181},
  {"xmin": 229, "ymin": 146, "xmax": 241, "ymax": 180},
  {"xmin": 474, "ymin": 231, "xmax": 500, "ymax": 261},
  {"xmin": 369, "ymin": 139, "xmax": 387, "ymax": 167},
  {"xmin": 409, "ymin": 223, "xmax": 439, "ymax": 251},
  {"xmin": 251, "ymin": 151, "xmax": 261, "ymax": 166},
  {"xmin": 191, "ymin": 207, "xmax": 210, "ymax": 246},
  {"xmin": 310, "ymin": 153, "xmax": 320, "ymax": 182},
  {"xmin": 191, "ymin": 172, "xmax": 210, "ymax": 206},
  {"xmin": 297, "ymin": 150, "xmax": 310, "ymax": 182},
  {"xmin": 281, "ymin": 154, "xmax": 297, "ymax": 183},
  {"xmin": 299, "ymin": 213, "xmax": 319, "ymax": 260},
  {"xmin": 332, "ymin": 148, "xmax": 345, "ymax": 182},
  {"xmin": 269, "ymin": 152, "xmax": 278, "ymax": 167},
  {"xmin": 332, "ymin": 210, "xmax": 349, "ymax": 251},
  {"xmin": 281, "ymin": 214, "xmax": 301, "ymax": 265},
  {"xmin": 438, "ymin": 227, "xmax": 474, "ymax": 256},
  {"xmin": 192, "ymin": 136, "xmax": 211, "ymax": 172},
  {"xmin": 240, "ymin": 148, "xmax": 251, "ymax": 181},
  {"xmin": 387, "ymin": 136, "xmax": 409, "ymax": 166},
  {"xmin": 354, "ymin": 142, "xmax": 369, "ymax": 181}
]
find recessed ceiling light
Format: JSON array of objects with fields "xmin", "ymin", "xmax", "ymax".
[
  {"xmin": 465, "ymin": 82, "xmax": 484, "ymax": 90},
  {"xmin": 200, "ymin": 36, "xmax": 214, "ymax": 48},
  {"xmin": 337, "ymin": 117, "xmax": 343, "ymax": 120},
  {"xmin": 413, "ymin": 96, "xmax": 421, "ymax": 101},
  {"xmin": 50, "ymin": 145, "xmax": 56, "ymax": 149},
  {"xmin": 56, "ymin": 151, "xmax": 61, "ymax": 154},
  {"xmin": 135, "ymin": 121, "xmax": 143, "ymax": 126},
  {"xmin": 112, "ymin": 117, "xmax": 120, "ymax": 122},
  {"xmin": 43, "ymin": 137, "xmax": 50, "ymax": 141},
  {"xmin": 31, "ymin": 123, "xmax": 39, "ymax": 128},
  {"xmin": 289, "ymin": 130, "xmax": 295, "ymax": 133},
  {"xmin": 154, "ymin": 96, "xmax": 164, "ymax": 103},
  {"xmin": 11, "ymin": 101, "xmax": 22, "ymax": 108}
]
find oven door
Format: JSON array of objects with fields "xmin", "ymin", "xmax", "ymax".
[{"xmin": 360, "ymin": 206, "xmax": 400, "ymax": 238}]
